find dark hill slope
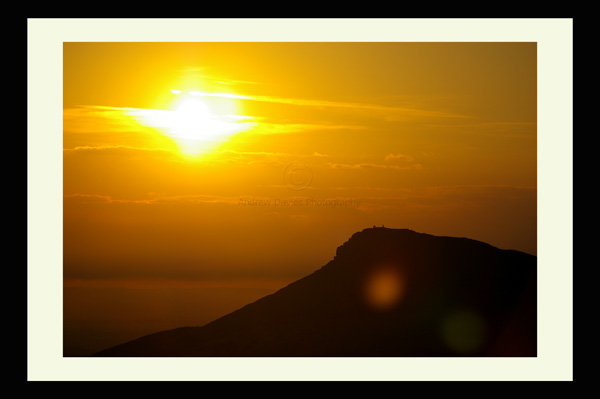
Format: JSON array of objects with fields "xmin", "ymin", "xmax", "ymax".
[{"xmin": 94, "ymin": 228, "xmax": 536, "ymax": 357}]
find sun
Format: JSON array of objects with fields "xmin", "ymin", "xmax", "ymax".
[
  {"xmin": 128, "ymin": 90, "xmax": 256, "ymax": 157},
  {"xmin": 170, "ymin": 97, "xmax": 221, "ymax": 141}
]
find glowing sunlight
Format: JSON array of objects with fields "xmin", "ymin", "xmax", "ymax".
[{"xmin": 128, "ymin": 90, "xmax": 256, "ymax": 156}]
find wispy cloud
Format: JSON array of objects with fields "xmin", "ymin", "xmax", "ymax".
[
  {"xmin": 64, "ymin": 105, "xmax": 364, "ymax": 137},
  {"xmin": 63, "ymin": 277, "xmax": 291, "ymax": 290},
  {"xmin": 384, "ymin": 154, "xmax": 414, "ymax": 162},
  {"xmin": 424, "ymin": 121, "xmax": 536, "ymax": 137},
  {"xmin": 179, "ymin": 67, "xmax": 259, "ymax": 86},
  {"xmin": 63, "ymin": 106, "xmax": 143, "ymax": 134},
  {"xmin": 64, "ymin": 193, "xmax": 245, "ymax": 205},
  {"xmin": 176, "ymin": 91, "xmax": 469, "ymax": 119},
  {"xmin": 252, "ymin": 122, "xmax": 365, "ymax": 135},
  {"xmin": 63, "ymin": 145, "xmax": 172, "ymax": 154},
  {"xmin": 327, "ymin": 162, "xmax": 422, "ymax": 170}
]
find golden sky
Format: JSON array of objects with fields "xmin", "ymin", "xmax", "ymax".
[{"xmin": 63, "ymin": 42, "xmax": 536, "ymax": 355}]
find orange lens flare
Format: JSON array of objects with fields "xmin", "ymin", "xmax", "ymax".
[{"xmin": 364, "ymin": 265, "xmax": 405, "ymax": 310}]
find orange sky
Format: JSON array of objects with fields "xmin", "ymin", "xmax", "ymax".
[{"xmin": 63, "ymin": 42, "xmax": 536, "ymax": 355}]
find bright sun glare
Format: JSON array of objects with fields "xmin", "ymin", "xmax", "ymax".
[
  {"xmin": 128, "ymin": 90, "xmax": 255, "ymax": 156},
  {"xmin": 171, "ymin": 97, "xmax": 218, "ymax": 140}
]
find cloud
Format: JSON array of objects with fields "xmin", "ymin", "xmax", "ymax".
[
  {"xmin": 251, "ymin": 122, "xmax": 365, "ymax": 135},
  {"xmin": 180, "ymin": 91, "xmax": 469, "ymax": 119},
  {"xmin": 63, "ymin": 145, "xmax": 172, "ymax": 154},
  {"xmin": 327, "ymin": 162, "xmax": 422, "ymax": 170},
  {"xmin": 350, "ymin": 185, "xmax": 536, "ymax": 213},
  {"xmin": 179, "ymin": 68, "xmax": 259, "ymax": 86},
  {"xmin": 204, "ymin": 149, "xmax": 328, "ymax": 167},
  {"xmin": 63, "ymin": 145, "xmax": 182, "ymax": 165},
  {"xmin": 188, "ymin": 91, "xmax": 253, "ymax": 100},
  {"xmin": 64, "ymin": 105, "xmax": 364, "ymax": 139},
  {"xmin": 424, "ymin": 121, "xmax": 536, "ymax": 137},
  {"xmin": 63, "ymin": 277, "xmax": 291, "ymax": 290},
  {"xmin": 64, "ymin": 193, "xmax": 245, "ymax": 206},
  {"xmin": 63, "ymin": 106, "xmax": 143, "ymax": 134},
  {"xmin": 385, "ymin": 153, "xmax": 414, "ymax": 162}
]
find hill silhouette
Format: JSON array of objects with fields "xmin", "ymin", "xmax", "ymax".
[{"xmin": 94, "ymin": 228, "xmax": 536, "ymax": 357}]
